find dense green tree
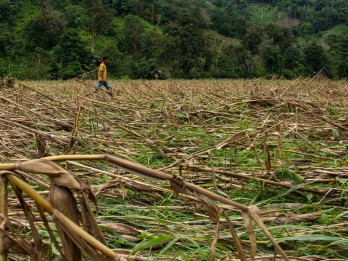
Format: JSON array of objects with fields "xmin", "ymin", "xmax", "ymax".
[
  {"xmin": 301, "ymin": 22, "xmax": 314, "ymax": 35},
  {"xmin": 112, "ymin": 0, "xmax": 143, "ymax": 16},
  {"xmin": 0, "ymin": 26, "xmax": 11, "ymax": 57},
  {"xmin": 83, "ymin": 0, "xmax": 115, "ymax": 52},
  {"xmin": 336, "ymin": 37, "xmax": 348, "ymax": 78},
  {"xmin": 164, "ymin": 9, "xmax": 209, "ymax": 76},
  {"xmin": 260, "ymin": 44, "xmax": 284, "ymax": 76},
  {"xmin": 217, "ymin": 43, "xmax": 254, "ymax": 78},
  {"xmin": 304, "ymin": 42, "xmax": 330, "ymax": 76},
  {"xmin": 52, "ymin": 29, "xmax": 92, "ymax": 79},
  {"xmin": 26, "ymin": 47, "xmax": 51, "ymax": 80},
  {"xmin": 23, "ymin": 11, "xmax": 64, "ymax": 50},
  {"xmin": 264, "ymin": 24, "xmax": 294, "ymax": 52},
  {"xmin": 283, "ymin": 46, "xmax": 305, "ymax": 78},
  {"xmin": 0, "ymin": 0, "xmax": 17, "ymax": 24},
  {"xmin": 0, "ymin": 0, "xmax": 18, "ymax": 59},
  {"xmin": 63, "ymin": 4, "xmax": 87, "ymax": 28},
  {"xmin": 283, "ymin": 46, "xmax": 303, "ymax": 70},
  {"xmin": 130, "ymin": 58, "xmax": 160, "ymax": 79},
  {"xmin": 121, "ymin": 15, "xmax": 146, "ymax": 57},
  {"xmin": 210, "ymin": 1, "xmax": 248, "ymax": 38},
  {"xmin": 327, "ymin": 33, "xmax": 348, "ymax": 78},
  {"xmin": 242, "ymin": 26, "xmax": 263, "ymax": 55}
]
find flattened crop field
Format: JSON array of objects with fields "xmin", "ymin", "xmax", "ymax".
[{"xmin": 1, "ymin": 78, "xmax": 348, "ymax": 260}]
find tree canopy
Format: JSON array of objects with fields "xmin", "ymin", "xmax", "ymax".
[{"xmin": 0, "ymin": 0, "xmax": 347, "ymax": 79}]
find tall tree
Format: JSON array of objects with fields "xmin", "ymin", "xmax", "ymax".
[
  {"xmin": 264, "ymin": 24, "xmax": 294, "ymax": 52},
  {"xmin": 83, "ymin": 0, "xmax": 114, "ymax": 52},
  {"xmin": 23, "ymin": 11, "xmax": 64, "ymax": 50},
  {"xmin": 52, "ymin": 29, "xmax": 92, "ymax": 79},
  {"xmin": 217, "ymin": 43, "xmax": 254, "ymax": 78},
  {"xmin": 242, "ymin": 26, "xmax": 263, "ymax": 55},
  {"xmin": 164, "ymin": 8, "xmax": 208, "ymax": 76},
  {"xmin": 260, "ymin": 44, "xmax": 284, "ymax": 76},
  {"xmin": 122, "ymin": 14, "xmax": 146, "ymax": 57},
  {"xmin": 304, "ymin": 42, "xmax": 330, "ymax": 76},
  {"xmin": 327, "ymin": 33, "xmax": 348, "ymax": 79}
]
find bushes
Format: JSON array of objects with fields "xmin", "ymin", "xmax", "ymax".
[
  {"xmin": 130, "ymin": 58, "xmax": 164, "ymax": 79},
  {"xmin": 60, "ymin": 61, "xmax": 84, "ymax": 80}
]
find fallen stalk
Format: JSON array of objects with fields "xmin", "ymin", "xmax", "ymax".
[
  {"xmin": 186, "ymin": 164, "xmax": 341, "ymax": 196},
  {"xmin": 0, "ymin": 154, "xmax": 289, "ymax": 260}
]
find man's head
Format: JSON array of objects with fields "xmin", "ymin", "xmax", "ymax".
[{"xmin": 102, "ymin": 56, "xmax": 109, "ymax": 64}]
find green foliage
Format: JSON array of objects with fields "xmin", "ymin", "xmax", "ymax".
[
  {"xmin": 260, "ymin": 44, "xmax": 284, "ymax": 76},
  {"xmin": 130, "ymin": 58, "xmax": 162, "ymax": 79},
  {"xmin": 96, "ymin": 36, "xmax": 123, "ymax": 78},
  {"xmin": 52, "ymin": 29, "xmax": 92, "ymax": 79},
  {"xmin": 304, "ymin": 41, "xmax": 330, "ymax": 76},
  {"xmin": 23, "ymin": 11, "xmax": 64, "ymax": 50},
  {"xmin": 242, "ymin": 26, "xmax": 263, "ymax": 55},
  {"xmin": 325, "ymin": 27, "xmax": 348, "ymax": 79},
  {"xmin": 82, "ymin": 0, "xmax": 115, "ymax": 51},
  {"xmin": 26, "ymin": 47, "xmax": 51, "ymax": 80},
  {"xmin": 0, "ymin": 0, "xmax": 347, "ymax": 79},
  {"xmin": 217, "ymin": 43, "xmax": 254, "ymax": 78},
  {"xmin": 164, "ymin": 9, "xmax": 209, "ymax": 77},
  {"xmin": 60, "ymin": 60, "xmax": 84, "ymax": 80},
  {"xmin": 0, "ymin": 25, "xmax": 12, "ymax": 57},
  {"xmin": 0, "ymin": 0, "xmax": 18, "ymax": 24},
  {"xmin": 63, "ymin": 4, "xmax": 87, "ymax": 28},
  {"xmin": 121, "ymin": 15, "xmax": 146, "ymax": 57},
  {"xmin": 264, "ymin": 24, "xmax": 294, "ymax": 52}
]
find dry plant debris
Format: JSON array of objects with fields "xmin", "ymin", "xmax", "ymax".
[{"xmin": 0, "ymin": 78, "xmax": 348, "ymax": 260}]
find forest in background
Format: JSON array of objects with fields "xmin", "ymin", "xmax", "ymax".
[{"xmin": 0, "ymin": 0, "xmax": 347, "ymax": 80}]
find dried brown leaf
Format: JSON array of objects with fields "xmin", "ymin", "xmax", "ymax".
[
  {"xmin": 16, "ymin": 159, "xmax": 63, "ymax": 176},
  {"xmin": 50, "ymin": 169, "xmax": 82, "ymax": 190},
  {"xmin": 50, "ymin": 183, "xmax": 81, "ymax": 261},
  {"xmin": 248, "ymin": 205, "xmax": 289, "ymax": 261},
  {"xmin": 222, "ymin": 211, "xmax": 246, "ymax": 261},
  {"xmin": 264, "ymin": 143, "xmax": 272, "ymax": 172},
  {"xmin": 242, "ymin": 211, "xmax": 257, "ymax": 261},
  {"xmin": 79, "ymin": 192, "xmax": 106, "ymax": 245},
  {"xmin": 125, "ymin": 182, "xmax": 162, "ymax": 193},
  {"xmin": 101, "ymin": 223, "xmax": 141, "ymax": 236},
  {"xmin": 199, "ymin": 195, "xmax": 221, "ymax": 224},
  {"xmin": 209, "ymin": 219, "xmax": 220, "ymax": 261},
  {"xmin": 52, "ymin": 211, "xmax": 117, "ymax": 261}
]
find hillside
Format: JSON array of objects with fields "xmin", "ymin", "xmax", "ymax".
[{"xmin": 0, "ymin": 0, "xmax": 347, "ymax": 79}]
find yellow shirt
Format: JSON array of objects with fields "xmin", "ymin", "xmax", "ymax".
[{"xmin": 98, "ymin": 63, "xmax": 107, "ymax": 81}]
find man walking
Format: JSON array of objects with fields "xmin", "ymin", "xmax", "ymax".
[{"xmin": 95, "ymin": 56, "xmax": 111, "ymax": 93}]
